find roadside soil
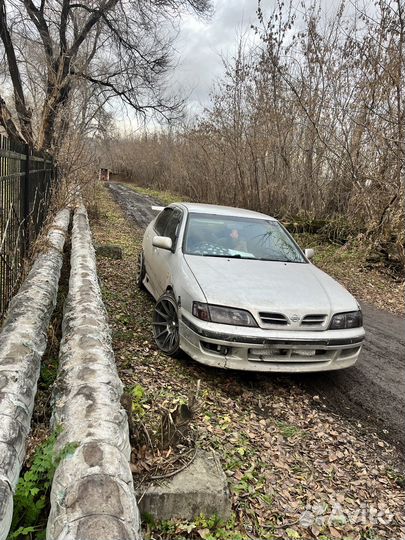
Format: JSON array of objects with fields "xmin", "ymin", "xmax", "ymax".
[{"xmin": 90, "ymin": 182, "xmax": 404, "ymax": 540}]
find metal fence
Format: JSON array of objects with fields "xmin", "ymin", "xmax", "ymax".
[{"xmin": 0, "ymin": 132, "xmax": 54, "ymax": 320}]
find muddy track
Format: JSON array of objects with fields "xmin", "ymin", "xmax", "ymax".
[
  {"xmin": 298, "ymin": 303, "xmax": 405, "ymax": 458},
  {"xmin": 108, "ymin": 182, "xmax": 162, "ymax": 228},
  {"xmin": 108, "ymin": 182, "xmax": 405, "ymax": 462}
]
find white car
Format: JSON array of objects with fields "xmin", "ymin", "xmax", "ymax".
[{"xmin": 138, "ymin": 203, "xmax": 365, "ymax": 372}]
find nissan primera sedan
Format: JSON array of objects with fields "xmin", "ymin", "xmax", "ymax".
[{"xmin": 137, "ymin": 203, "xmax": 365, "ymax": 372}]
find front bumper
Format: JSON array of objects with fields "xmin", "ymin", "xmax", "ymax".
[{"xmin": 179, "ymin": 312, "xmax": 365, "ymax": 372}]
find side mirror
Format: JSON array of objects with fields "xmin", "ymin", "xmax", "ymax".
[
  {"xmin": 305, "ymin": 248, "xmax": 315, "ymax": 260},
  {"xmin": 152, "ymin": 235, "xmax": 173, "ymax": 251}
]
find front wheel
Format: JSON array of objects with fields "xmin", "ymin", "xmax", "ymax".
[{"xmin": 152, "ymin": 292, "xmax": 180, "ymax": 356}]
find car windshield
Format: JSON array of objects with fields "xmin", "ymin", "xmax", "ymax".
[{"xmin": 183, "ymin": 213, "xmax": 306, "ymax": 263}]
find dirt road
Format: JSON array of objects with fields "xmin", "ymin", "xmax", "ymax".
[
  {"xmin": 298, "ymin": 303, "xmax": 404, "ymax": 455},
  {"xmin": 109, "ymin": 182, "xmax": 162, "ymax": 228},
  {"xmin": 108, "ymin": 182, "xmax": 405, "ymax": 458}
]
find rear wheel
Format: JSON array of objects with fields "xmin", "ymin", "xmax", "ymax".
[
  {"xmin": 136, "ymin": 251, "xmax": 146, "ymax": 290},
  {"xmin": 152, "ymin": 292, "xmax": 180, "ymax": 356}
]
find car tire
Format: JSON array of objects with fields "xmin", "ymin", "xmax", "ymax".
[
  {"xmin": 136, "ymin": 251, "xmax": 146, "ymax": 290},
  {"xmin": 152, "ymin": 292, "xmax": 180, "ymax": 356}
]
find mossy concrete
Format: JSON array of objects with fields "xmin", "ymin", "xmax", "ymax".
[{"xmin": 137, "ymin": 450, "xmax": 231, "ymax": 522}]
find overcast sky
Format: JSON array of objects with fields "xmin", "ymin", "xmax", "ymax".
[
  {"xmin": 170, "ymin": 0, "xmax": 261, "ymax": 114},
  {"xmin": 117, "ymin": 0, "xmax": 263, "ymax": 131},
  {"xmin": 118, "ymin": 0, "xmax": 346, "ymax": 130}
]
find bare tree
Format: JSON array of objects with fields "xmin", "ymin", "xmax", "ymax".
[
  {"xmin": 107, "ymin": 0, "xmax": 403, "ymax": 265},
  {"xmin": 0, "ymin": 0, "xmax": 210, "ymax": 151}
]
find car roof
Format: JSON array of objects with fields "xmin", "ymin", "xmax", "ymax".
[{"xmin": 176, "ymin": 202, "xmax": 277, "ymax": 221}]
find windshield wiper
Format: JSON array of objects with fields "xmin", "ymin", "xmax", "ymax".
[
  {"xmin": 201, "ymin": 253, "xmax": 242, "ymax": 258},
  {"xmin": 199, "ymin": 253, "xmax": 258, "ymax": 259},
  {"xmin": 259, "ymin": 257, "xmax": 304, "ymax": 263}
]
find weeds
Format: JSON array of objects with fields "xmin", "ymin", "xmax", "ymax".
[
  {"xmin": 275, "ymin": 420, "xmax": 304, "ymax": 440},
  {"xmin": 8, "ymin": 428, "xmax": 78, "ymax": 540},
  {"xmin": 123, "ymin": 381, "xmax": 200, "ymax": 479},
  {"xmin": 144, "ymin": 513, "xmax": 246, "ymax": 540},
  {"xmin": 129, "ymin": 384, "xmax": 148, "ymax": 418}
]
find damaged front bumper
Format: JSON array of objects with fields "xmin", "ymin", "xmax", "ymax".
[{"xmin": 179, "ymin": 311, "xmax": 365, "ymax": 372}]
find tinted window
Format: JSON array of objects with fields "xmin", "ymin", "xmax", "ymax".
[
  {"xmin": 164, "ymin": 209, "xmax": 183, "ymax": 246},
  {"xmin": 154, "ymin": 208, "xmax": 173, "ymax": 235}
]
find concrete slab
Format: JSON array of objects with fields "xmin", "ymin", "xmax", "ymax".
[{"xmin": 136, "ymin": 450, "xmax": 231, "ymax": 521}]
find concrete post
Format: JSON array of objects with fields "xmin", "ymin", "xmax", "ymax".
[{"xmin": 47, "ymin": 206, "xmax": 141, "ymax": 540}]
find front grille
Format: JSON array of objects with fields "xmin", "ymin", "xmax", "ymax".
[
  {"xmin": 259, "ymin": 312, "xmax": 288, "ymax": 325},
  {"xmin": 248, "ymin": 347, "xmax": 333, "ymax": 363},
  {"xmin": 301, "ymin": 314, "xmax": 327, "ymax": 326}
]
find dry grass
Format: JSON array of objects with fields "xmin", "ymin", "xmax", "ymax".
[{"xmin": 294, "ymin": 234, "xmax": 404, "ymax": 316}]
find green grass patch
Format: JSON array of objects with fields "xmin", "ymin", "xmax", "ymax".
[
  {"xmin": 122, "ymin": 183, "xmax": 187, "ymax": 206},
  {"xmin": 275, "ymin": 420, "xmax": 304, "ymax": 439},
  {"xmin": 294, "ymin": 233, "xmax": 368, "ymax": 266}
]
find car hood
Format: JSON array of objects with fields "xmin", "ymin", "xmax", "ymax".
[{"xmin": 184, "ymin": 255, "xmax": 358, "ymax": 315}]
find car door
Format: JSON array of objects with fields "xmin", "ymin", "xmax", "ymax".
[
  {"xmin": 145, "ymin": 207, "xmax": 173, "ymax": 296},
  {"xmin": 153, "ymin": 207, "xmax": 183, "ymax": 297}
]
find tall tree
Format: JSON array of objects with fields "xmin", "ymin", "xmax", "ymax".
[{"xmin": 0, "ymin": 0, "xmax": 210, "ymax": 151}]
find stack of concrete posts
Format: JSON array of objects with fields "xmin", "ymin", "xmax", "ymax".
[{"xmin": 0, "ymin": 209, "xmax": 71, "ymax": 540}]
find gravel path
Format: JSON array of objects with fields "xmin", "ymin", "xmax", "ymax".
[{"xmin": 108, "ymin": 181, "xmax": 405, "ymax": 461}]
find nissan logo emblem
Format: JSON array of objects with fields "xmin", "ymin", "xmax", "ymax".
[{"xmin": 290, "ymin": 314, "xmax": 300, "ymax": 323}]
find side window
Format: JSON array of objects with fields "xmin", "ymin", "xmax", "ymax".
[
  {"xmin": 164, "ymin": 209, "xmax": 183, "ymax": 247},
  {"xmin": 154, "ymin": 208, "xmax": 173, "ymax": 235}
]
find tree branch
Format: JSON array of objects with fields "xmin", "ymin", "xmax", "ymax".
[
  {"xmin": 60, "ymin": 0, "xmax": 70, "ymax": 53},
  {"xmin": 68, "ymin": 0, "xmax": 119, "ymax": 58},
  {"xmin": 78, "ymin": 71, "xmax": 182, "ymax": 120},
  {"xmin": 0, "ymin": 0, "xmax": 32, "ymax": 144},
  {"xmin": 0, "ymin": 95, "xmax": 26, "ymax": 144},
  {"xmin": 22, "ymin": 0, "xmax": 54, "ymax": 59}
]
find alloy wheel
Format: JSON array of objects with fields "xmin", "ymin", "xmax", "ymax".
[{"xmin": 152, "ymin": 293, "xmax": 180, "ymax": 355}]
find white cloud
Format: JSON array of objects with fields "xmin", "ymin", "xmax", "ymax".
[
  {"xmin": 169, "ymin": 0, "xmax": 266, "ymax": 113},
  {"xmin": 115, "ymin": 0, "xmax": 264, "ymax": 130},
  {"xmin": 114, "ymin": 0, "xmax": 359, "ymax": 130}
]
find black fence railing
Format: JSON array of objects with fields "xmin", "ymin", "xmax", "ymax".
[{"xmin": 0, "ymin": 132, "xmax": 54, "ymax": 321}]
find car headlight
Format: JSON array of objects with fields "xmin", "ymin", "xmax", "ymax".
[
  {"xmin": 192, "ymin": 302, "xmax": 257, "ymax": 327},
  {"xmin": 329, "ymin": 310, "xmax": 363, "ymax": 329}
]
